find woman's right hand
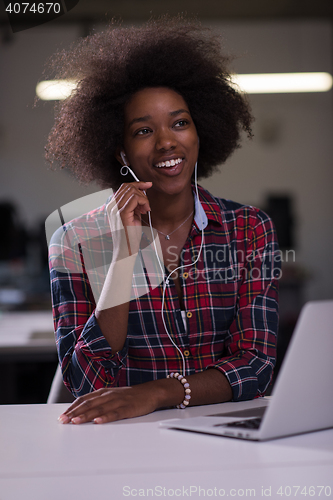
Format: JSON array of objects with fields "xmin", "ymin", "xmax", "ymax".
[{"xmin": 107, "ymin": 181, "xmax": 152, "ymax": 257}]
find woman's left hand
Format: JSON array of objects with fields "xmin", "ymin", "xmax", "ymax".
[{"xmin": 58, "ymin": 385, "xmax": 159, "ymax": 424}]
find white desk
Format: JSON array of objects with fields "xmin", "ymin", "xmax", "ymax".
[
  {"xmin": 0, "ymin": 310, "xmax": 55, "ymax": 360},
  {"xmin": 0, "ymin": 400, "xmax": 332, "ymax": 500},
  {"xmin": 0, "ymin": 311, "xmax": 57, "ymax": 404}
]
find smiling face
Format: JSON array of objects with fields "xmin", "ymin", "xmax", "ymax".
[{"xmin": 117, "ymin": 87, "xmax": 199, "ymax": 196}]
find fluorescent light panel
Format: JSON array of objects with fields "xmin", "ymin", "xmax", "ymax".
[
  {"xmin": 36, "ymin": 72, "xmax": 333, "ymax": 100},
  {"xmin": 36, "ymin": 80, "xmax": 77, "ymax": 100},
  {"xmin": 232, "ymin": 72, "xmax": 333, "ymax": 94}
]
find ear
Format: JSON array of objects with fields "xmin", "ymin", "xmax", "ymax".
[{"xmin": 115, "ymin": 146, "xmax": 126, "ymax": 166}]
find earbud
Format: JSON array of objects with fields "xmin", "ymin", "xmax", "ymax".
[
  {"xmin": 119, "ymin": 158, "xmax": 140, "ymax": 183},
  {"xmin": 120, "ymin": 151, "xmax": 127, "ymax": 165},
  {"xmin": 119, "ymin": 150, "xmax": 140, "ymax": 181}
]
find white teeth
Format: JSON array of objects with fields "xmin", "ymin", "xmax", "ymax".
[{"xmin": 155, "ymin": 158, "xmax": 183, "ymax": 168}]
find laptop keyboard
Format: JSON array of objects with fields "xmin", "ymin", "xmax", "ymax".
[{"xmin": 223, "ymin": 417, "xmax": 262, "ymax": 429}]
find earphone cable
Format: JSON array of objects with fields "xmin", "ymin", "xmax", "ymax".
[
  {"xmin": 120, "ymin": 162, "xmax": 205, "ymax": 377},
  {"xmin": 148, "ymin": 162, "xmax": 205, "ymax": 377}
]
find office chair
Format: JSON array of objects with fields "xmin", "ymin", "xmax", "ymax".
[{"xmin": 47, "ymin": 364, "xmax": 75, "ymax": 404}]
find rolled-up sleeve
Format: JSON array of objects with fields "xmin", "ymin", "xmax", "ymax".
[{"xmin": 49, "ymin": 223, "xmax": 127, "ymax": 397}]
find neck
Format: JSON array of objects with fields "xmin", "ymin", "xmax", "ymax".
[{"xmin": 144, "ymin": 184, "xmax": 194, "ymax": 228}]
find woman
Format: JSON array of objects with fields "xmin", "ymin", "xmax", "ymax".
[{"xmin": 45, "ymin": 17, "xmax": 280, "ymax": 424}]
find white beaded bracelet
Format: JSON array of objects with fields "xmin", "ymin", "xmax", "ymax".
[{"xmin": 167, "ymin": 372, "xmax": 191, "ymax": 409}]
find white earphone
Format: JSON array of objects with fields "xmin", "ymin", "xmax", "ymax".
[
  {"xmin": 119, "ymin": 150, "xmax": 205, "ymax": 376},
  {"xmin": 120, "ymin": 151, "xmax": 141, "ymax": 182},
  {"xmin": 120, "ymin": 151, "xmax": 127, "ymax": 165}
]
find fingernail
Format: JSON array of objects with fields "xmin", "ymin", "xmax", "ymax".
[
  {"xmin": 58, "ymin": 415, "xmax": 70, "ymax": 424},
  {"xmin": 71, "ymin": 417, "xmax": 82, "ymax": 424},
  {"xmin": 94, "ymin": 417, "xmax": 103, "ymax": 424}
]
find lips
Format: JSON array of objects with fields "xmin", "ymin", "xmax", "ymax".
[
  {"xmin": 152, "ymin": 157, "xmax": 185, "ymax": 178},
  {"xmin": 154, "ymin": 157, "xmax": 183, "ymax": 168}
]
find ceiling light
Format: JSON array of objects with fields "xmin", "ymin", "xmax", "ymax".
[
  {"xmin": 36, "ymin": 72, "xmax": 333, "ymax": 100},
  {"xmin": 36, "ymin": 79, "xmax": 77, "ymax": 100},
  {"xmin": 231, "ymin": 72, "xmax": 333, "ymax": 94}
]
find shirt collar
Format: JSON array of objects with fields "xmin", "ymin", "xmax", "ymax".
[{"xmin": 193, "ymin": 184, "xmax": 224, "ymax": 230}]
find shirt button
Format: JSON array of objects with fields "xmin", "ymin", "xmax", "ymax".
[
  {"xmin": 186, "ymin": 311, "xmax": 192, "ymax": 319},
  {"xmin": 183, "ymin": 272, "xmax": 189, "ymax": 279},
  {"xmin": 183, "ymin": 350, "xmax": 190, "ymax": 357}
]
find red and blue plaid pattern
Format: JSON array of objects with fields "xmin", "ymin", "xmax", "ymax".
[{"xmin": 49, "ymin": 185, "xmax": 279, "ymax": 401}]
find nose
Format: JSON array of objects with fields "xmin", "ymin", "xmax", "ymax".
[{"xmin": 155, "ymin": 127, "xmax": 177, "ymax": 152}]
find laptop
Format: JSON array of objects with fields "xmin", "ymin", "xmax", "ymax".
[{"xmin": 160, "ymin": 300, "xmax": 333, "ymax": 441}]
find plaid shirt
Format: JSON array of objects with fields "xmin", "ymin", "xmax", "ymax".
[{"xmin": 49, "ymin": 185, "xmax": 279, "ymax": 401}]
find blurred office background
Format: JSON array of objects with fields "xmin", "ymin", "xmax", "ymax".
[{"xmin": 0, "ymin": 0, "xmax": 332, "ymax": 403}]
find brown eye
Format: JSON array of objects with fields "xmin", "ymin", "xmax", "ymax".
[
  {"xmin": 136, "ymin": 128, "xmax": 151, "ymax": 135},
  {"xmin": 174, "ymin": 120, "xmax": 189, "ymax": 127}
]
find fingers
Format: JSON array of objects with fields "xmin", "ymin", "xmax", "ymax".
[
  {"xmin": 119, "ymin": 190, "xmax": 149, "ymax": 219},
  {"xmin": 58, "ymin": 390, "xmax": 103, "ymax": 423},
  {"xmin": 58, "ymin": 385, "xmax": 157, "ymax": 424},
  {"xmin": 106, "ymin": 182, "xmax": 153, "ymax": 256},
  {"xmin": 113, "ymin": 182, "xmax": 152, "ymax": 216},
  {"xmin": 58, "ymin": 387, "xmax": 133, "ymax": 424}
]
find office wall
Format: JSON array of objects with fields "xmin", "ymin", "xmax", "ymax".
[
  {"xmin": 0, "ymin": 20, "xmax": 332, "ymax": 302},
  {"xmin": 200, "ymin": 21, "xmax": 333, "ymax": 302},
  {"xmin": 0, "ymin": 24, "xmax": 99, "ymax": 226}
]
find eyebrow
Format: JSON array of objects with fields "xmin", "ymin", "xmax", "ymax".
[
  {"xmin": 170, "ymin": 108, "xmax": 191, "ymax": 117},
  {"xmin": 128, "ymin": 109, "xmax": 190, "ymax": 128}
]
